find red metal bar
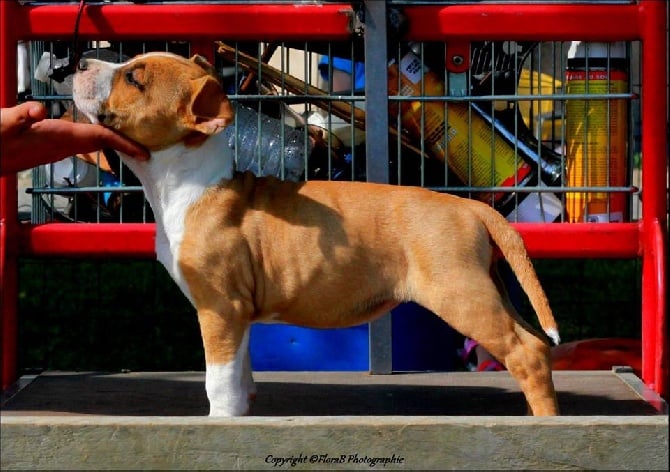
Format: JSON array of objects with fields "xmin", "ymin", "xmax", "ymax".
[
  {"xmin": 0, "ymin": 0, "xmax": 21, "ymax": 390},
  {"xmin": 17, "ymin": 3, "xmax": 354, "ymax": 41},
  {"xmin": 404, "ymin": 3, "xmax": 643, "ymax": 41},
  {"xmin": 515, "ymin": 223, "xmax": 641, "ymax": 259},
  {"xmin": 15, "ymin": 222, "xmax": 641, "ymax": 260},
  {"xmin": 18, "ymin": 224, "xmax": 156, "ymax": 259},
  {"xmin": 649, "ymin": 220, "xmax": 668, "ymax": 398},
  {"xmin": 639, "ymin": 0, "xmax": 668, "ymax": 397}
]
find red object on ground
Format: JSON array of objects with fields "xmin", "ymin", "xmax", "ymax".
[{"xmin": 551, "ymin": 338, "xmax": 642, "ymax": 377}]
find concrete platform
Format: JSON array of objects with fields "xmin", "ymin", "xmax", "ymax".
[{"xmin": 2, "ymin": 370, "xmax": 668, "ymax": 470}]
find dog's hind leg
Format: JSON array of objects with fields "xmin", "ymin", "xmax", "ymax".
[{"xmin": 415, "ymin": 273, "xmax": 559, "ymax": 416}]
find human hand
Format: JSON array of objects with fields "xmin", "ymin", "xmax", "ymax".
[{"xmin": 1, "ymin": 101, "xmax": 149, "ymax": 176}]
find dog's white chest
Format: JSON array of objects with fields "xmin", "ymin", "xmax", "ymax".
[
  {"xmin": 123, "ymin": 136, "xmax": 234, "ymax": 303},
  {"xmin": 152, "ymin": 185, "xmax": 199, "ymax": 303}
]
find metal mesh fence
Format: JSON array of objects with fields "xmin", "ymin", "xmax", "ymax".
[{"xmin": 21, "ymin": 38, "xmax": 642, "ymax": 226}]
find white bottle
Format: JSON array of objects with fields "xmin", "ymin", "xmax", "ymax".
[{"xmin": 222, "ymin": 105, "xmax": 310, "ymax": 182}]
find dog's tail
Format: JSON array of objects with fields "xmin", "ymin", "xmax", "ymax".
[{"xmin": 471, "ymin": 201, "xmax": 560, "ymax": 345}]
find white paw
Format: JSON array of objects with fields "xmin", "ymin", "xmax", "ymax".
[
  {"xmin": 209, "ymin": 395, "xmax": 250, "ymax": 417},
  {"xmin": 205, "ymin": 330, "xmax": 253, "ymax": 417}
]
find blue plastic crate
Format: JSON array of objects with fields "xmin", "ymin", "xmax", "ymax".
[{"xmin": 250, "ymin": 302, "xmax": 460, "ymax": 372}]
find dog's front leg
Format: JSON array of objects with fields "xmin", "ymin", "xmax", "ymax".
[{"xmin": 198, "ymin": 308, "xmax": 253, "ymax": 416}]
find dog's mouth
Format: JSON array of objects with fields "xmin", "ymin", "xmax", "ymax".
[
  {"xmin": 95, "ymin": 110, "xmax": 118, "ymax": 127},
  {"xmin": 72, "ymin": 87, "xmax": 104, "ymax": 125},
  {"xmin": 78, "ymin": 105, "xmax": 105, "ymax": 126},
  {"xmin": 72, "ymin": 59, "xmax": 117, "ymax": 125},
  {"xmin": 73, "ymin": 79, "xmax": 128, "ymax": 139}
]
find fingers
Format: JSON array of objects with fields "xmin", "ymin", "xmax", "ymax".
[
  {"xmin": 1, "ymin": 102, "xmax": 149, "ymax": 176},
  {"xmin": 24, "ymin": 101, "xmax": 48, "ymax": 122},
  {"xmin": 1, "ymin": 101, "xmax": 47, "ymax": 135},
  {"xmin": 96, "ymin": 126, "xmax": 150, "ymax": 161},
  {"xmin": 31, "ymin": 119, "xmax": 149, "ymax": 161}
]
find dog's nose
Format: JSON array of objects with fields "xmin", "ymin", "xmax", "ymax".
[{"xmin": 77, "ymin": 58, "xmax": 88, "ymax": 71}]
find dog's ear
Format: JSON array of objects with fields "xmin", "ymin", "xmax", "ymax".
[
  {"xmin": 190, "ymin": 54, "xmax": 217, "ymax": 76},
  {"xmin": 186, "ymin": 75, "xmax": 234, "ymax": 137}
]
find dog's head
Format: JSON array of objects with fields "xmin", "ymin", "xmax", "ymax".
[{"xmin": 73, "ymin": 52, "xmax": 233, "ymax": 151}]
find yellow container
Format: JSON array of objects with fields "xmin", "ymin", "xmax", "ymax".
[
  {"xmin": 565, "ymin": 42, "xmax": 628, "ymax": 223},
  {"xmin": 388, "ymin": 50, "xmax": 531, "ymax": 206}
]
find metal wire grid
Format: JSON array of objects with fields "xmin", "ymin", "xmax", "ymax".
[
  {"xmin": 27, "ymin": 40, "xmax": 195, "ymax": 224},
  {"xmin": 25, "ymin": 39, "xmax": 347, "ymax": 223},
  {"xmin": 24, "ymin": 38, "xmax": 641, "ymax": 225},
  {"xmin": 387, "ymin": 40, "xmax": 640, "ymax": 223}
]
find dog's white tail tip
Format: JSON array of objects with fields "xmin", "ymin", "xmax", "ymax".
[{"xmin": 545, "ymin": 328, "xmax": 561, "ymax": 346}]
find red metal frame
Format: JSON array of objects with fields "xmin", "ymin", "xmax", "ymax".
[
  {"xmin": 1, "ymin": 1, "xmax": 667, "ymax": 399},
  {"xmin": 11, "ymin": 222, "xmax": 642, "ymax": 260}
]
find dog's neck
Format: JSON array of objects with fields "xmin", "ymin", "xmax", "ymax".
[
  {"xmin": 124, "ymin": 132, "xmax": 233, "ymax": 221},
  {"xmin": 120, "ymin": 131, "xmax": 234, "ymax": 300}
]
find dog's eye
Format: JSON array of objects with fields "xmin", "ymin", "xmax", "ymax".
[{"xmin": 124, "ymin": 70, "xmax": 144, "ymax": 91}]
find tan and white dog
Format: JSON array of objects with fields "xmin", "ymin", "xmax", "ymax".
[{"xmin": 73, "ymin": 52, "xmax": 560, "ymax": 416}]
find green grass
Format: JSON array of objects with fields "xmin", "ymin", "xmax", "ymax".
[
  {"xmin": 17, "ymin": 257, "xmax": 641, "ymax": 372},
  {"xmin": 18, "ymin": 259, "xmax": 202, "ymax": 372},
  {"xmin": 523, "ymin": 259, "xmax": 641, "ymax": 340}
]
